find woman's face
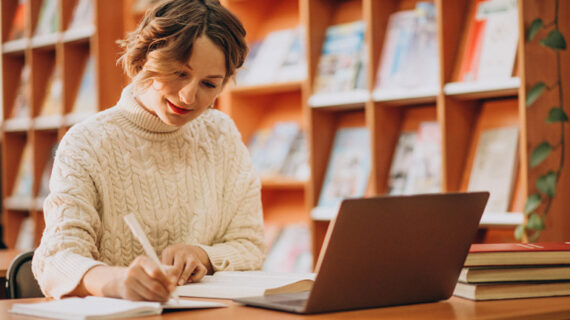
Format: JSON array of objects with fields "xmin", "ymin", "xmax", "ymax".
[{"xmin": 137, "ymin": 35, "xmax": 226, "ymax": 127}]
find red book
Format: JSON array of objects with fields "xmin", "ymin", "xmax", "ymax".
[
  {"xmin": 457, "ymin": 0, "xmax": 488, "ymax": 82},
  {"xmin": 464, "ymin": 242, "xmax": 570, "ymax": 266}
]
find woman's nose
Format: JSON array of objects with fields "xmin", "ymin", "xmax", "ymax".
[{"xmin": 179, "ymin": 80, "xmax": 198, "ymax": 105}]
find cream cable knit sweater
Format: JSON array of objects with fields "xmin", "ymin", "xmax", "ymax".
[{"xmin": 32, "ymin": 85, "xmax": 266, "ymax": 299}]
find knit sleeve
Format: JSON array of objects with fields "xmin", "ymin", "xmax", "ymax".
[
  {"xmin": 198, "ymin": 115, "xmax": 266, "ymax": 271},
  {"xmin": 32, "ymin": 127, "xmax": 105, "ymax": 299}
]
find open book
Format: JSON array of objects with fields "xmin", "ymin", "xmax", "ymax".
[
  {"xmin": 175, "ymin": 271, "xmax": 316, "ymax": 299},
  {"xmin": 10, "ymin": 296, "xmax": 226, "ymax": 320}
]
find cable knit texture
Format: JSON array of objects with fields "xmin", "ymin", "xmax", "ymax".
[{"xmin": 32, "ymin": 85, "xmax": 266, "ymax": 299}]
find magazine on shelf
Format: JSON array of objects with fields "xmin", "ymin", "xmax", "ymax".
[
  {"xmin": 403, "ymin": 122, "xmax": 442, "ymax": 194},
  {"xmin": 11, "ymin": 65, "xmax": 31, "ymax": 119},
  {"xmin": 71, "ymin": 56, "xmax": 97, "ymax": 116},
  {"xmin": 248, "ymin": 122, "xmax": 301, "ymax": 179},
  {"xmin": 235, "ymin": 40, "xmax": 262, "ymax": 85},
  {"xmin": 8, "ymin": 0, "xmax": 26, "ymax": 41},
  {"xmin": 39, "ymin": 66, "xmax": 63, "ymax": 117},
  {"xmin": 467, "ymin": 126, "xmax": 519, "ymax": 214},
  {"xmin": 375, "ymin": 2, "xmax": 438, "ymax": 93},
  {"xmin": 457, "ymin": 0, "xmax": 518, "ymax": 82},
  {"xmin": 35, "ymin": 0, "xmax": 59, "ymax": 36},
  {"xmin": 68, "ymin": 0, "xmax": 94, "ymax": 30},
  {"xmin": 387, "ymin": 131, "xmax": 418, "ymax": 195},
  {"xmin": 12, "ymin": 141, "xmax": 34, "ymax": 200},
  {"xmin": 313, "ymin": 20, "xmax": 366, "ymax": 94},
  {"xmin": 314, "ymin": 127, "xmax": 371, "ymax": 219},
  {"xmin": 274, "ymin": 26, "xmax": 307, "ymax": 83},
  {"xmin": 241, "ymin": 28, "xmax": 297, "ymax": 86},
  {"xmin": 263, "ymin": 223, "xmax": 313, "ymax": 274},
  {"xmin": 279, "ymin": 130, "xmax": 309, "ymax": 181}
]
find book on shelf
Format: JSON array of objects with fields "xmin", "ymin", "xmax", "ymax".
[
  {"xmin": 10, "ymin": 65, "xmax": 31, "ymax": 119},
  {"xmin": 11, "ymin": 141, "xmax": 34, "ymax": 200},
  {"xmin": 247, "ymin": 122, "xmax": 301, "ymax": 179},
  {"xmin": 459, "ymin": 265, "xmax": 570, "ymax": 283},
  {"xmin": 454, "ymin": 280, "xmax": 570, "ymax": 301},
  {"xmin": 68, "ymin": 0, "xmax": 94, "ymax": 30},
  {"xmin": 313, "ymin": 20, "xmax": 366, "ymax": 94},
  {"xmin": 403, "ymin": 121, "xmax": 442, "ymax": 194},
  {"xmin": 312, "ymin": 127, "xmax": 371, "ymax": 219},
  {"xmin": 71, "ymin": 56, "xmax": 97, "ymax": 117},
  {"xmin": 467, "ymin": 126, "xmax": 519, "ymax": 215},
  {"xmin": 175, "ymin": 271, "xmax": 315, "ymax": 299},
  {"xmin": 457, "ymin": 0, "xmax": 518, "ymax": 82},
  {"xmin": 464, "ymin": 242, "xmax": 570, "ymax": 267},
  {"xmin": 10, "ymin": 296, "xmax": 226, "ymax": 320},
  {"xmin": 375, "ymin": 2, "xmax": 439, "ymax": 94},
  {"xmin": 35, "ymin": 0, "xmax": 59, "ymax": 36},
  {"xmin": 8, "ymin": 0, "xmax": 26, "ymax": 41},
  {"xmin": 39, "ymin": 66, "xmax": 63, "ymax": 118},
  {"xmin": 387, "ymin": 131, "xmax": 418, "ymax": 195},
  {"xmin": 263, "ymin": 223, "xmax": 313, "ymax": 274},
  {"xmin": 240, "ymin": 27, "xmax": 298, "ymax": 86}
]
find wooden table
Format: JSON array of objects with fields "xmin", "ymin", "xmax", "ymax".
[{"xmin": 3, "ymin": 295, "xmax": 570, "ymax": 319}]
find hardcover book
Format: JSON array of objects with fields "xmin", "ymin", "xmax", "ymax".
[
  {"xmin": 459, "ymin": 265, "xmax": 570, "ymax": 283},
  {"xmin": 35, "ymin": 0, "xmax": 59, "ymax": 36},
  {"xmin": 464, "ymin": 242, "xmax": 570, "ymax": 267},
  {"xmin": 8, "ymin": 0, "xmax": 26, "ymax": 41},
  {"xmin": 11, "ymin": 65, "xmax": 31, "ymax": 119},
  {"xmin": 403, "ymin": 121, "xmax": 441, "ymax": 194},
  {"xmin": 39, "ymin": 66, "xmax": 63, "ymax": 117},
  {"xmin": 71, "ymin": 56, "xmax": 97, "ymax": 115},
  {"xmin": 68, "ymin": 0, "xmax": 94, "ymax": 30},
  {"xmin": 454, "ymin": 280, "xmax": 570, "ymax": 301}
]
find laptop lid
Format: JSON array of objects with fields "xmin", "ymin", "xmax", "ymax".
[{"xmin": 236, "ymin": 192, "xmax": 488, "ymax": 314}]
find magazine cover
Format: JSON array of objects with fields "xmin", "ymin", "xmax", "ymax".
[{"xmin": 317, "ymin": 127, "xmax": 371, "ymax": 209}]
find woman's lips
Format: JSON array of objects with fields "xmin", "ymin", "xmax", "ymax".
[{"xmin": 167, "ymin": 100, "xmax": 191, "ymax": 115}]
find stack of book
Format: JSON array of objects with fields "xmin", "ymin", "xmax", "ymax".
[{"xmin": 454, "ymin": 242, "xmax": 570, "ymax": 301}]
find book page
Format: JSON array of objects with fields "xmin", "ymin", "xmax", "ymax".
[{"xmin": 175, "ymin": 271, "xmax": 315, "ymax": 299}]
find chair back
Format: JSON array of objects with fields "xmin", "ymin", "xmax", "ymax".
[{"xmin": 6, "ymin": 251, "xmax": 43, "ymax": 299}]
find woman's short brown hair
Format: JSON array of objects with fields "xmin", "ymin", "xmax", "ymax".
[{"xmin": 118, "ymin": 0, "xmax": 247, "ymax": 87}]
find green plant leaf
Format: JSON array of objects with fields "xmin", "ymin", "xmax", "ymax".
[
  {"xmin": 546, "ymin": 107, "xmax": 569, "ymax": 123},
  {"xmin": 527, "ymin": 213, "xmax": 546, "ymax": 230},
  {"xmin": 530, "ymin": 142, "xmax": 553, "ymax": 167},
  {"xmin": 529, "ymin": 231, "xmax": 542, "ymax": 242},
  {"xmin": 527, "ymin": 18, "xmax": 544, "ymax": 41},
  {"xmin": 514, "ymin": 224, "xmax": 525, "ymax": 240},
  {"xmin": 526, "ymin": 82, "xmax": 546, "ymax": 107},
  {"xmin": 540, "ymin": 29, "xmax": 567, "ymax": 50},
  {"xmin": 536, "ymin": 170, "xmax": 557, "ymax": 197},
  {"xmin": 524, "ymin": 193, "xmax": 542, "ymax": 214}
]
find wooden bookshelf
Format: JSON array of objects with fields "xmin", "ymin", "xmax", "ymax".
[{"xmin": 1, "ymin": 0, "xmax": 125, "ymax": 248}]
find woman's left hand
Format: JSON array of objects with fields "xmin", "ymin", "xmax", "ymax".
[{"xmin": 160, "ymin": 244, "xmax": 212, "ymax": 286}]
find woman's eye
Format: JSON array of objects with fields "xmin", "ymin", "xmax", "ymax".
[
  {"xmin": 175, "ymin": 71, "xmax": 187, "ymax": 78},
  {"xmin": 203, "ymin": 81, "xmax": 217, "ymax": 89}
]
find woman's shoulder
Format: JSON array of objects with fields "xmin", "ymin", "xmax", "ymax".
[{"xmin": 60, "ymin": 107, "xmax": 122, "ymax": 147}]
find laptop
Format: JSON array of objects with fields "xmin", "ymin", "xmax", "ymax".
[{"xmin": 234, "ymin": 192, "xmax": 489, "ymax": 314}]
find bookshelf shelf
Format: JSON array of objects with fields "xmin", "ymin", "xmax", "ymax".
[
  {"xmin": 1, "ymin": 0, "xmax": 125, "ymax": 249},
  {"xmin": 308, "ymin": 89, "xmax": 369, "ymax": 108},
  {"xmin": 372, "ymin": 88, "xmax": 439, "ymax": 106},
  {"xmin": 261, "ymin": 177, "xmax": 307, "ymax": 190},
  {"xmin": 443, "ymin": 77, "xmax": 521, "ymax": 100},
  {"xmin": 231, "ymin": 81, "xmax": 304, "ymax": 95}
]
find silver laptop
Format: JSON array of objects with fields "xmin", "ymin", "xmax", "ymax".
[{"xmin": 234, "ymin": 192, "xmax": 489, "ymax": 314}]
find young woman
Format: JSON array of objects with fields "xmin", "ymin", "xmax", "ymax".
[{"xmin": 32, "ymin": 0, "xmax": 265, "ymax": 302}]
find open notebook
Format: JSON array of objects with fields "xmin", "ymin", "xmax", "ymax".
[{"xmin": 9, "ymin": 296, "xmax": 226, "ymax": 320}]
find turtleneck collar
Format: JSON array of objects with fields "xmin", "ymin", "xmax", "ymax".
[{"xmin": 117, "ymin": 84, "xmax": 182, "ymax": 134}]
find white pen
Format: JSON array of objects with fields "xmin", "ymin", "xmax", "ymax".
[{"xmin": 123, "ymin": 213, "xmax": 181, "ymax": 303}]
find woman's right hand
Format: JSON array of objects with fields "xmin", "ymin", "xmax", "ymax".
[
  {"xmin": 78, "ymin": 256, "xmax": 177, "ymax": 302},
  {"xmin": 111, "ymin": 256, "xmax": 177, "ymax": 301}
]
